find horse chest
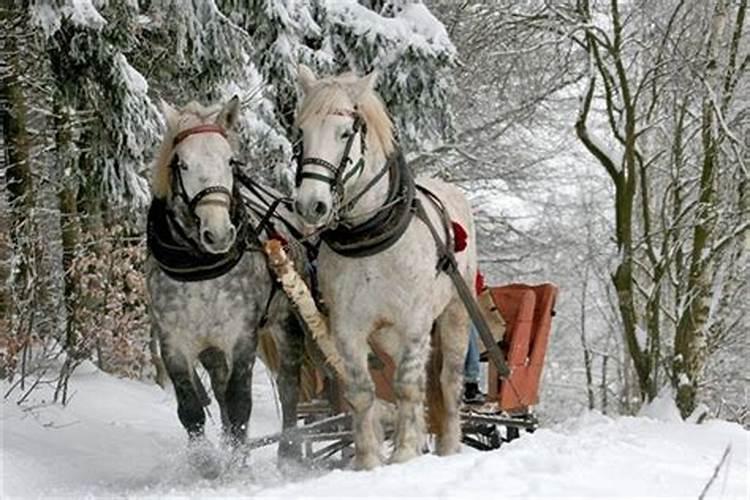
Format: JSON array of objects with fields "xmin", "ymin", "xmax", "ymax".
[
  {"xmin": 317, "ymin": 238, "xmax": 453, "ymax": 327},
  {"xmin": 147, "ymin": 255, "xmax": 270, "ymax": 355}
]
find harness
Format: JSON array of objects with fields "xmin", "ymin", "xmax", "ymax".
[{"xmin": 322, "ymin": 150, "xmax": 415, "ymax": 257}]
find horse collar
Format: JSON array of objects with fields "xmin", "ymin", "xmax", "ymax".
[
  {"xmin": 147, "ymin": 196, "xmax": 251, "ymax": 282},
  {"xmin": 321, "ymin": 149, "xmax": 416, "ymax": 258}
]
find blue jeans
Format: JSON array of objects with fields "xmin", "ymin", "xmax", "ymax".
[{"xmin": 464, "ymin": 323, "xmax": 480, "ymax": 383}]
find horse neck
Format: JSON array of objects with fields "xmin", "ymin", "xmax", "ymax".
[{"xmin": 342, "ymin": 150, "xmax": 390, "ymax": 224}]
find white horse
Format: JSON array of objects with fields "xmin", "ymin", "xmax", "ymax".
[{"xmin": 293, "ymin": 65, "xmax": 476, "ymax": 469}]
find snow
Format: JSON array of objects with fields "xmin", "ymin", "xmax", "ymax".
[
  {"xmin": 67, "ymin": 0, "xmax": 107, "ymax": 30},
  {"xmin": 30, "ymin": 4, "xmax": 62, "ymax": 38},
  {"xmin": 2, "ymin": 363, "xmax": 748, "ymax": 499},
  {"xmin": 637, "ymin": 387, "xmax": 683, "ymax": 423},
  {"xmin": 31, "ymin": 0, "xmax": 108, "ymax": 36},
  {"xmin": 118, "ymin": 54, "xmax": 149, "ymax": 95},
  {"xmin": 395, "ymin": 3, "xmax": 452, "ymax": 49},
  {"xmin": 326, "ymin": 0, "xmax": 456, "ymax": 60},
  {"xmin": 635, "ymin": 324, "xmax": 648, "ymax": 350}
]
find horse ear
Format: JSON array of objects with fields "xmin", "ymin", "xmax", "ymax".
[
  {"xmin": 217, "ymin": 95, "xmax": 241, "ymax": 130},
  {"xmin": 298, "ymin": 64, "xmax": 317, "ymax": 93},
  {"xmin": 353, "ymin": 70, "xmax": 379, "ymax": 99},
  {"xmin": 160, "ymin": 99, "xmax": 179, "ymax": 129}
]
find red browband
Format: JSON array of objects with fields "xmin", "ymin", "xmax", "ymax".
[{"xmin": 173, "ymin": 124, "xmax": 228, "ymax": 147}]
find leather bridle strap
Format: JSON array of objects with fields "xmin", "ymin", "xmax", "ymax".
[
  {"xmin": 298, "ymin": 114, "xmax": 365, "ymax": 192},
  {"xmin": 298, "ymin": 157, "xmax": 338, "ymax": 185},
  {"xmin": 187, "ymin": 185, "xmax": 232, "ymax": 213},
  {"xmin": 173, "ymin": 124, "xmax": 227, "ymax": 147}
]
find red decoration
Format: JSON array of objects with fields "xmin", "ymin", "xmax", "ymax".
[
  {"xmin": 452, "ymin": 221, "xmax": 468, "ymax": 252},
  {"xmin": 475, "ymin": 271, "xmax": 486, "ymax": 295},
  {"xmin": 269, "ymin": 231, "xmax": 288, "ymax": 247}
]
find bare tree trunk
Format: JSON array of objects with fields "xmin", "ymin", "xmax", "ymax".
[
  {"xmin": 672, "ymin": 0, "xmax": 742, "ymax": 418},
  {"xmin": 578, "ymin": 264, "xmax": 595, "ymax": 410},
  {"xmin": 1, "ymin": 6, "xmax": 35, "ymax": 351}
]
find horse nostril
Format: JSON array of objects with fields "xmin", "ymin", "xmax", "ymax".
[
  {"xmin": 202, "ymin": 229, "xmax": 215, "ymax": 245},
  {"xmin": 313, "ymin": 201, "xmax": 328, "ymax": 216}
]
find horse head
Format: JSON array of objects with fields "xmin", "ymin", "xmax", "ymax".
[
  {"xmin": 293, "ymin": 65, "xmax": 395, "ymax": 230},
  {"xmin": 153, "ymin": 97, "xmax": 241, "ymax": 254}
]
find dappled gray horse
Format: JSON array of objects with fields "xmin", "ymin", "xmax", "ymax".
[{"xmin": 146, "ymin": 97, "xmax": 303, "ymax": 477}]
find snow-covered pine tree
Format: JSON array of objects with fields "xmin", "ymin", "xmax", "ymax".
[
  {"xmin": 216, "ymin": 0, "xmax": 331, "ymax": 134},
  {"xmin": 139, "ymin": 0, "xmax": 292, "ymax": 184},
  {"xmin": 35, "ymin": 0, "xmax": 160, "ymax": 209},
  {"xmin": 214, "ymin": 0, "xmax": 457, "ymax": 183},
  {"xmin": 321, "ymin": 0, "xmax": 456, "ymax": 152},
  {"xmin": 2, "ymin": 0, "xmax": 460, "ymax": 383}
]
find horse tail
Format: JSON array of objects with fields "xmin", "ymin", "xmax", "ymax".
[
  {"xmin": 426, "ymin": 323, "xmax": 445, "ymax": 435},
  {"xmin": 257, "ymin": 328, "xmax": 322, "ymax": 402},
  {"xmin": 299, "ymin": 349, "xmax": 322, "ymax": 402}
]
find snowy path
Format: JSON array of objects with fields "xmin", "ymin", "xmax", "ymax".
[{"xmin": 2, "ymin": 362, "xmax": 748, "ymax": 499}]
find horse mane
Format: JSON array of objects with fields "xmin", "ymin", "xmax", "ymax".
[
  {"xmin": 151, "ymin": 101, "xmax": 230, "ymax": 198},
  {"xmin": 296, "ymin": 72, "xmax": 395, "ymax": 158}
]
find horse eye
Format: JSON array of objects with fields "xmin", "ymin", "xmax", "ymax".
[
  {"xmin": 341, "ymin": 131, "xmax": 353, "ymax": 140},
  {"xmin": 179, "ymin": 162, "xmax": 188, "ymax": 171}
]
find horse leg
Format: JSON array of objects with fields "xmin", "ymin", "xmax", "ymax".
[
  {"xmin": 198, "ymin": 347, "xmax": 230, "ymax": 434},
  {"xmin": 275, "ymin": 315, "xmax": 305, "ymax": 462},
  {"xmin": 224, "ymin": 335, "xmax": 257, "ymax": 446},
  {"xmin": 340, "ymin": 334, "xmax": 381, "ymax": 470},
  {"xmin": 161, "ymin": 340, "xmax": 222, "ymax": 478},
  {"xmin": 161, "ymin": 343, "xmax": 206, "ymax": 438},
  {"xmin": 433, "ymin": 298, "xmax": 471, "ymax": 455},
  {"xmin": 390, "ymin": 331, "xmax": 429, "ymax": 464}
]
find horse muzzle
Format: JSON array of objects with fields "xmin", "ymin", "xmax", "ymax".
[
  {"xmin": 200, "ymin": 223, "xmax": 236, "ymax": 254},
  {"xmin": 295, "ymin": 198, "xmax": 331, "ymax": 228}
]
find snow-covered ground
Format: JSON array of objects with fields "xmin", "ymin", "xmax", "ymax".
[{"xmin": 2, "ymin": 362, "xmax": 748, "ymax": 499}]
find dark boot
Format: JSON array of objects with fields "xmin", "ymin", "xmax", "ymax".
[{"xmin": 463, "ymin": 382, "xmax": 485, "ymax": 405}]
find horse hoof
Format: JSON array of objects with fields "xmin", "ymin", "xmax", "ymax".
[
  {"xmin": 436, "ymin": 440, "xmax": 461, "ymax": 457},
  {"xmin": 390, "ymin": 447, "xmax": 420, "ymax": 464},
  {"xmin": 188, "ymin": 439, "xmax": 223, "ymax": 479},
  {"xmin": 353, "ymin": 453, "xmax": 382, "ymax": 470}
]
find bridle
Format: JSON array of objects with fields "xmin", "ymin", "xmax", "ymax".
[
  {"xmin": 169, "ymin": 124, "xmax": 234, "ymax": 220},
  {"xmin": 295, "ymin": 109, "xmax": 373, "ymax": 223}
]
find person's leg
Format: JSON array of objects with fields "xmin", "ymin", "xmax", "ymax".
[
  {"xmin": 463, "ymin": 323, "xmax": 484, "ymax": 403},
  {"xmin": 464, "ymin": 323, "xmax": 480, "ymax": 383}
]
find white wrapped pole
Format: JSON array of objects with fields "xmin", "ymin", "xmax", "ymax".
[{"xmin": 263, "ymin": 240, "xmax": 347, "ymax": 383}]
